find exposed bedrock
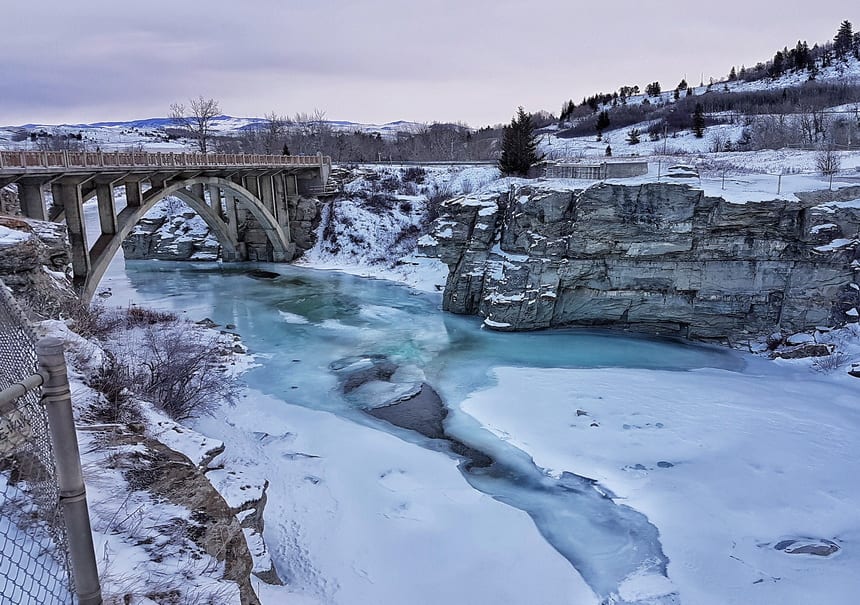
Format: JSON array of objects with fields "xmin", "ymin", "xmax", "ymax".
[{"xmin": 424, "ymin": 182, "xmax": 860, "ymax": 341}]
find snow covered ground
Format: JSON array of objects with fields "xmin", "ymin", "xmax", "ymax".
[
  {"xmin": 459, "ymin": 361, "xmax": 860, "ymax": 605},
  {"xmin": 194, "ymin": 390, "xmax": 597, "ymax": 605}
]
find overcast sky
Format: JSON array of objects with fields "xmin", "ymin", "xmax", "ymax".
[{"xmin": 1, "ymin": 2, "xmax": 856, "ymax": 127}]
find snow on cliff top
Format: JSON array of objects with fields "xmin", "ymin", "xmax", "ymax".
[{"xmin": 0, "ymin": 224, "xmax": 33, "ymax": 245}]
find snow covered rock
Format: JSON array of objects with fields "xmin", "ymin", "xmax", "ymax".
[
  {"xmin": 433, "ymin": 181, "xmax": 860, "ymax": 340},
  {"xmin": 122, "ymin": 204, "xmax": 220, "ymax": 261},
  {"xmin": 0, "ymin": 216, "xmax": 74, "ymax": 316}
]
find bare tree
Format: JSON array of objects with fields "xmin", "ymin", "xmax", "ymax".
[
  {"xmin": 261, "ymin": 111, "xmax": 287, "ymax": 154},
  {"xmin": 816, "ymin": 145, "xmax": 841, "ymax": 175},
  {"xmin": 169, "ymin": 96, "xmax": 221, "ymax": 153}
]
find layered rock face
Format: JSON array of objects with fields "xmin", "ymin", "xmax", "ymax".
[
  {"xmin": 425, "ymin": 181, "xmax": 860, "ymax": 341},
  {"xmin": 0, "ymin": 215, "xmax": 75, "ymax": 317}
]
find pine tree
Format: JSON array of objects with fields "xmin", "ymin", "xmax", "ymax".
[
  {"xmin": 834, "ymin": 20, "xmax": 854, "ymax": 57},
  {"xmin": 728, "ymin": 66, "xmax": 737, "ymax": 81},
  {"xmin": 626, "ymin": 128, "xmax": 641, "ymax": 145},
  {"xmin": 498, "ymin": 107, "xmax": 542, "ymax": 176},
  {"xmin": 692, "ymin": 103, "xmax": 706, "ymax": 138},
  {"xmin": 770, "ymin": 51, "xmax": 785, "ymax": 77},
  {"xmin": 596, "ymin": 110, "xmax": 610, "ymax": 134}
]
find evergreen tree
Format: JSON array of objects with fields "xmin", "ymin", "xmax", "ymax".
[
  {"xmin": 498, "ymin": 107, "xmax": 542, "ymax": 176},
  {"xmin": 596, "ymin": 110, "xmax": 611, "ymax": 134},
  {"xmin": 692, "ymin": 103, "xmax": 706, "ymax": 138},
  {"xmin": 770, "ymin": 51, "xmax": 785, "ymax": 77},
  {"xmin": 677, "ymin": 78, "xmax": 688, "ymax": 90},
  {"xmin": 834, "ymin": 20, "xmax": 854, "ymax": 56},
  {"xmin": 686, "ymin": 87, "xmax": 694, "ymax": 97},
  {"xmin": 728, "ymin": 66, "xmax": 737, "ymax": 81},
  {"xmin": 626, "ymin": 128, "xmax": 641, "ymax": 145}
]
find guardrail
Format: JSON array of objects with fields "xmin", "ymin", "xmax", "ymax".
[
  {"xmin": 0, "ymin": 150, "xmax": 332, "ymax": 171},
  {"xmin": 0, "ymin": 284, "xmax": 102, "ymax": 605}
]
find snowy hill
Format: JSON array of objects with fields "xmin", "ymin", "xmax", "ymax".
[{"xmin": 0, "ymin": 115, "xmax": 427, "ymax": 151}]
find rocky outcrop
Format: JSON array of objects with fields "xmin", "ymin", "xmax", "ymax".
[
  {"xmin": 0, "ymin": 215, "xmax": 75, "ymax": 317},
  {"xmin": 425, "ymin": 181, "xmax": 860, "ymax": 341},
  {"xmin": 122, "ymin": 206, "xmax": 221, "ymax": 261},
  {"xmin": 102, "ymin": 427, "xmax": 263, "ymax": 605},
  {"xmin": 122, "ymin": 196, "xmax": 324, "ymax": 262},
  {"xmin": 1, "ymin": 186, "xmax": 21, "ymax": 215}
]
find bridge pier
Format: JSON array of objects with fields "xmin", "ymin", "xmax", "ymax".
[
  {"xmin": 207, "ymin": 185, "xmax": 224, "ymax": 220},
  {"xmin": 54, "ymin": 180, "xmax": 90, "ymax": 284},
  {"xmin": 125, "ymin": 180, "xmax": 142, "ymax": 208},
  {"xmin": 95, "ymin": 181, "xmax": 117, "ymax": 235},
  {"xmin": 18, "ymin": 180, "xmax": 48, "ymax": 221}
]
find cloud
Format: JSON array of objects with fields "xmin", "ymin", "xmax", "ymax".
[{"xmin": 1, "ymin": 0, "xmax": 857, "ymax": 126}]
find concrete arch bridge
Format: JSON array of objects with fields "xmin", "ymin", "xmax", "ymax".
[{"xmin": 0, "ymin": 150, "xmax": 333, "ymax": 300}]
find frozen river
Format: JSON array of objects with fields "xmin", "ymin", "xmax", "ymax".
[{"xmin": 96, "ymin": 257, "xmax": 753, "ymax": 604}]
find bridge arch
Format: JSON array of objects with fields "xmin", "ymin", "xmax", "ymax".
[{"xmin": 83, "ymin": 175, "xmax": 293, "ymax": 301}]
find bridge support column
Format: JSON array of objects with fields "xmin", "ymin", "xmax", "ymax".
[
  {"xmin": 273, "ymin": 174, "xmax": 292, "ymax": 233},
  {"xmin": 192, "ymin": 183, "xmax": 205, "ymax": 202},
  {"xmin": 18, "ymin": 181, "xmax": 47, "ymax": 221},
  {"xmin": 95, "ymin": 183, "xmax": 117, "ymax": 235},
  {"xmin": 259, "ymin": 174, "xmax": 275, "ymax": 215},
  {"xmin": 55, "ymin": 181, "xmax": 90, "ymax": 284},
  {"xmin": 223, "ymin": 191, "xmax": 244, "ymax": 261},
  {"xmin": 207, "ymin": 185, "xmax": 224, "ymax": 219},
  {"xmin": 125, "ymin": 180, "xmax": 142, "ymax": 208},
  {"xmin": 243, "ymin": 175, "xmax": 260, "ymax": 199}
]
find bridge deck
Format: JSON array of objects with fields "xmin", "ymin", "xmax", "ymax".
[{"xmin": 0, "ymin": 150, "xmax": 331, "ymax": 176}]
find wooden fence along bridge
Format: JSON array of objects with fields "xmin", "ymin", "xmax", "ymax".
[{"xmin": 0, "ymin": 151, "xmax": 333, "ymax": 300}]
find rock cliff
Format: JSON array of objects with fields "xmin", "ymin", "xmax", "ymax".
[
  {"xmin": 0, "ymin": 214, "xmax": 75, "ymax": 317},
  {"xmin": 424, "ymin": 180, "xmax": 860, "ymax": 341}
]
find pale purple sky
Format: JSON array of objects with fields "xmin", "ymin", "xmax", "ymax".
[{"xmin": 1, "ymin": 1, "xmax": 855, "ymax": 127}]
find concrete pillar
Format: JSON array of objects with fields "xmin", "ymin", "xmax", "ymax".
[
  {"xmin": 273, "ymin": 174, "xmax": 292, "ymax": 233},
  {"xmin": 18, "ymin": 182, "xmax": 47, "ymax": 220},
  {"xmin": 285, "ymin": 174, "xmax": 299, "ymax": 197},
  {"xmin": 125, "ymin": 180, "xmax": 142, "ymax": 207},
  {"xmin": 259, "ymin": 174, "xmax": 275, "ymax": 215},
  {"xmin": 56, "ymin": 181, "xmax": 90, "ymax": 283},
  {"xmin": 192, "ymin": 183, "xmax": 205, "ymax": 201},
  {"xmin": 223, "ymin": 191, "xmax": 243, "ymax": 260},
  {"xmin": 243, "ymin": 175, "xmax": 260, "ymax": 199},
  {"xmin": 95, "ymin": 183, "xmax": 117, "ymax": 235},
  {"xmin": 207, "ymin": 185, "xmax": 224, "ymax": 218}
]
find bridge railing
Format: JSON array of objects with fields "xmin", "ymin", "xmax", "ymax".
[{"xmin": 0, "ymin": 150, "xmax": 332, "ymax": 171}]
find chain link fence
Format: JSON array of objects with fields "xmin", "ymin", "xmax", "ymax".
[{"xmin": 0, "ymin": 281, "xmax": 76, "ymax": 604}]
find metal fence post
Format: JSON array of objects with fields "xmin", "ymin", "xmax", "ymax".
[{"xmin": 36, "ymin": 337, "xmax": 103, "ymax": 605}]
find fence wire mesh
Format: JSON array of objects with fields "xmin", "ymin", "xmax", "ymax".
[{"xmin": 0, "ymin": 280, "xmax": 75, "ymax": 604}]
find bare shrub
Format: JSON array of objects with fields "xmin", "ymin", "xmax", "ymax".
[
  {"xmin": 425, "ymin": 182, "xmax": 452, "ymax": 225},
  {"xmin": 132, "ymin": 324, "xmax": 240, "ymax": 420},
  {"xmin": 816, "ymin": 147, "xmax": 841, "ymax": 176},
  {"xmin": 124, "ymin": 306, "xmax": 178, "ymax": 327},
  {"xmin": 62, "ymin": 299, "xmax": 122, "ymax": 340},
  {"xmin": 401, "ymin": 167, "xmax": 426, "ymax": 184},
  {"xmin": 811, "ymin": 351, "xmax": 849, "ymax": 373},
  {"xmin": 88, "ymin": 360, "xmax": 141, "ymax": 424}
]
